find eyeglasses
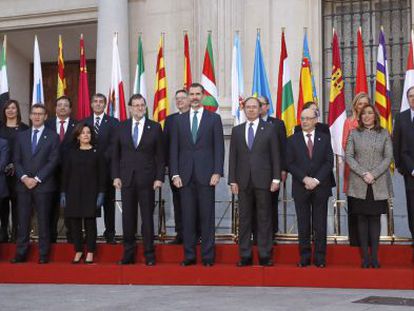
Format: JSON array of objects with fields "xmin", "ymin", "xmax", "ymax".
[{"xmin": 300, "ymin": 116, "xmax": 317, "ymax": 121}]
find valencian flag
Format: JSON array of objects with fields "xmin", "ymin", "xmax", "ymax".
[
  {"xmin": 231, "ymin": 32, "xmax": 245, "ymax": 125},
  {"xmin": 328, "ymin": 29, "xmax": 346, "ymax": 156},
  {"xmin": 107, "ymin": 33, "xmax": 127, "ymax": 121},
  {"xmin": 375, "ymin": 27, "xmax": 392, "ymax": 134},
  {"xmin": 153, "ymin": 34, "xmax": 169, "ymax": 128},
  {"xmin": 183, "ymin": 32, "xmax": 192, "ymax": 90},
  {"xmin": 276, "ymin": 29, "xmax": 295, "ymax": 136},
  {"xmin": 201, "ymin": 32, "xmax": 218, "ymax": 112},
  {"xmin": 355, "ymin": 27, "xmax": 368, "ymax": 94},
  {"xmin": 297, "ymin": 29, "xmax": 318, "ymax": 123},
  {"xmin": 252, "ymin": 30, "xmax": 274, "ymax": 115},
  {"xmin": 133, "ymin": 34, "xmax": 146, "ymax": 99},
  {"xmin": 32, "ymin": 35, "xmax": 44, "ymax": 105},
  {"xmin": 77, "ymin": 34, "xmax": 90, "ymax": 120},
  {"xmin": 57, "ymin": 35, "xmax": 67, "ymax": 97},
  {"xmin": 401, "ymin": 29, "xmax": 414, "ymax": 112},
  {"xmin": 0, "ymin": 35, "xmax": 9, "ymax": 114}
]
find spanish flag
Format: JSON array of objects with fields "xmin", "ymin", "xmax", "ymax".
[{"xmin": 153, "ymin": 34, "xmax": 169, "ymax": 128}]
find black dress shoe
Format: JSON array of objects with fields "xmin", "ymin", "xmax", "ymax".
[
  {"xmin": 314, "ymin": 262, "xmax": 326, "ymax": 268},
  {"xmin": 145, "ymin": 259, "xmax": 156, "ymax": 266},
  {"xmin": 361, "ymin": 258, "xmax": 370, "ymax": 269},
  {"xmin": 180, "ymin": 259, "xmax": 196, "ymax": 266},
  {"xmin": 106, "ymin": 238, "xmax": 117, "ymax": 245},
  {"xmin": 38, "ymin": 258, "xmax": 49, "ymax": 264},
  {"xmin": 202, "ymin": 260, "xmax": 214, "ymax": 267},
  {"xmin": 259, "ymin": 258, "xmax": 273, "ymax": 267},
  {"xmin": 118, "ymin": 258, "xmax": 135, "ymax": 265},
  {"xmin": 10, "ymin": 256, "xmax": 26, "ymax": 264},
  {"xmin": 371, "ymin": 259, "xmax": 381, "ymax": 269},
  {"xmin": 237, "ymin": 258, "xmax": 253, "ymax": 267},
  {"xmin": 167, "ymin": 237, "xmax": 183, "ymax": 245},
  {"xmin": 297, "ymin": 260, "xmax": 311, "ymax": 268}
]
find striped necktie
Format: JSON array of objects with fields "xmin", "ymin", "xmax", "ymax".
[{"xmin": 94, "ymin": 116, "xmax": 101, "ymax": 135}]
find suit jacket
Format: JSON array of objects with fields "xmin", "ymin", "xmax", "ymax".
[
  {"xmin": 14, "ymin": 127, "xmax": 60, "ymax": 193},
  {"xmin": 83, "ymin": 114, "xmax": 119, "ymax": 162},
  {"xmin": 265, "ymin": 116, "xmax": 287, "ymax": 171},
  {"xmin": 163, "ymin": 112, "xmax": 179, "ymax": 170},
  {"xmin": 393, "ymin": 109, "xmax": 414, "ymax": 176},
  {"xmin": 112, "ymin": 118, "xmax": 165, "ymax": 188},
  {"xmin": 229, "ymin": 119, "xmax": 280, "ymax": 190},
  {"xmin": 286, "ymin": 130, "xmax": 333, "ymax": 198},
  {"xmin": 346, "ymin": 128, "xmax": 393, "ymax": 200},
  {"xmin": 45, "ymin": 117, "xmax": 77, "ymax": 161},
  {"xmin": 170, "ymin": 109, "xmax": 224, "ymax": 186},
  {"xmin": 0, "ymin": 138, "xmax": 9, "ymax": 198}
]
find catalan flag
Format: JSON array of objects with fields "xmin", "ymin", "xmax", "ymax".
[
  {"xmin": 153, "ymin": 34, "xmax": 169, "ymax": 128},
  {"xmin": 57, "ymin": 35, "xmax": 67, "ymax": 98},
  {"xmin": 183, "ymin": 32, "xmax": 192, "ymax": 90},
  {"xmin": 77, "ymin": 34, "xmax": 90, "ymax": 120},
  {"xmin": 375, "ymin": 27, "xmax": 392, "ymax": 134}
]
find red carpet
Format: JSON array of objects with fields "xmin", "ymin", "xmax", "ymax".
[{"xmin": 0, "ymin": 243, "xmax": 413, "ymax": 288}]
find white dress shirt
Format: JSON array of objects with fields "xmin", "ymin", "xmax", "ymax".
[
  {"xmin": 94, "ymin": 113, "xmax": 105, "ymax": 126},
  {"xmin": 302, "ymin": 129, "xmax": 319, "ymax": 184},
  {"xmin": 189, "ymin": 106, "xmax": 204, "ymax": 129},
  {"xmin": 56, "ymin": 117, "xmax": 69, "ymax": 134},
  {"xmin": 21, "ymin": 125, "xmax": 46, "ymax": 183},
  {"xmin": 244, "ymin": 118, "xmax": 259, "ymax": 146},
  {"xmin": 131, "ymin": 117, "xmax": 145, "ymax": 147}
]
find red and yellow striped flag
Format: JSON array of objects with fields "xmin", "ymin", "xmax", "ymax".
[
  {"xmin": 153, "ymin": 34, "xmax": 169, "ymax": 128},
  {"xmin": 57, "ymin": 35, "xmax": 67, "ymax": 97},
  {"xmin": 183, "ymin": 32, "xmax": 192, "ymax": 90}
]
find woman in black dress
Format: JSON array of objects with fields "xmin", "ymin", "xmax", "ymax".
[
  {"xmin": 0, "ymin": 100, "xmax": 29, "ymax": 242},
  {"xmin": 61, "ymin": 123, "xmax": 106, "ymax": 264}
]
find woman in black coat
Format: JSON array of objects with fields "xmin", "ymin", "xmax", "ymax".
[
  {"xmin": 61, "ymin": 123, "xmax": 106, "ymax": 264},
  {"xmin": 0, "ymin": 100, "xmax": 29, "ymax": 242}
]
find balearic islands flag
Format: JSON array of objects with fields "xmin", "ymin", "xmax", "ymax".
[
  {"xmin": 231, "ymin": 32, "xmax": 245, "ymax": 125},
  {"xmin": 400, "ymin": 29, "xmax": 414, "ymax": 112},
  {"xmin": 355, "ymin": 27, "xmax": 368, "ymax": 94},
  {"xmin": 77, "ymin": 34, "xmax": 90, "ymax": 120},
  {"xmin": 133, "ymin": 34, "xmax": 147, "ymax": 99},
  {"xmin": 0, "ymin": 35, "xmax": 9, "ymax": 112},
  {"xmin": 201, "ymin": 32, "xmax": 218, "ymax": 112},
  {"xmin": 107, "ymin": 33, "xmax": 127, "ymax": 121},
  {"xmin": 153, "ymin": 34, "xmax": 169, "ymax": 128},
  {"xmin": 328, "ymin": 29, "xmax": 346, "ymax": 156},
  {"xmin": 276, "ymin": 29, "xmax": 295, "ymax": 136},
  {"xmin": 183, "ymin": 32, "xmax": 192, "ymax": 90},
  {"xmin": 57, "ymin": 35, "xmax": 67, "ymax": 98},
  {"xmin": 32, "ymin": 35, "xmax": 44, "ymax": 105}
]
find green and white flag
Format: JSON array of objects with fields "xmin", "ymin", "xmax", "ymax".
[
  {"xmin": 0, "ymin": 35, "xmax": 9, "ymax": 109},
  {"xmin": 133, "ymin": 34, "xmax": 147, "ymax": 100}
]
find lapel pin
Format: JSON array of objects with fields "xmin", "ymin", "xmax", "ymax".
[
  {"xmin": 147, "ymin": 125, "xmax": 150, "ymax": 129},
  {"xmin": 44, "ymin": 136, "xmax": 47, "ymax": 139},
  {"xmin": 317, "ymin": 137, "xmax": 321, "ymax": 141},
  {"xmin": 260, "ymin": 127, "xmax": 264, "ymax": 130}
]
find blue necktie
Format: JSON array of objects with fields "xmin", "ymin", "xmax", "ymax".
[
  {"xmin": 248, "ymin": 122, "xmax": 254, "ymax": 150},
  {"xmin": 32, "ymin": 129, "xmax": 39, "ymax": 154},
  {"xmin": 191, "ymin": 111, "xmax": 198, "ymax": 143},
  {"xmin": 133, "ymin": 122, "xmax": 139, "ymax": 148}
]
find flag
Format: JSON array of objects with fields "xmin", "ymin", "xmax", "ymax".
[
  {"xmin": 0, "ymin": 35, "xmax": 9, "ymax": 112},
  {"xmin": 133, "ymin": 34, "xmax": 146, "ymax": 99},
  {"xmin": 32, "ymin": 35, "xmax": 44, "ymax": 105},
  {"xmin": 276, "ymin": 29, "xmax": 296, "ymax": 136},
  {"xmin": 297, "ymin": 30, "xmax": 318, "ymax": 123},
  {"xmin": 231, "ymin": 32, "xmax": 245, "ymax": 125},
  {"xmin": 375, "ymin": 28, "xmax": 392, "ymax": 134},
  {"xmin": 57, "ymin": 35, "xmax": 67, "ymax": 98},
  {"xmin": 400, "ymin": 29, "xmax": 414, "ymax": 112},
  {"xmin": 153, "ymin": 34, "xmax": 169, "ymax": 128},
  {"xmin": 107, "ymin": 33, "xmax": 127, "ymax": 121},
  {"xmin": 201, "ymin": 32, "xmax": 218, "ymax": 112},
  {"xmin": 183, "ymin": 32, "xmax": 192, "ymax": 90},
  {"xmin": 77, "ymin": 34, "xmax": 90, "ymax": 120},
  {"xmin": 355, "ymin": 27, "xmax": 368, "ymax": 94},
  {"xmin": 328, "ymin": 29, "xmax": 347, "ymax": 156},
  {"xmin": 252, "ymin": 31, "xmax": 273, "ymax": 115}
]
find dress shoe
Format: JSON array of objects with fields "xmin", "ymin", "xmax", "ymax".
[
  {"xmin": 118, "ymin": 258, "xmax": 135, "ymax": 265},
  {"xmin": 361, "ymin": 258, "xmax": 370, "ymax": 269},
  {"xmin": 10, "ymin": 256, "xmax": 26, "ymax": 264},
  {"xmin": 297, "ymin": 259, "xmax": 311, "ymax": 268},
  {"xmin": 259, "ymin": 258, "xmax": 273, "ymax": 267},
  {"xmin": 85, "ymin": 260, "xmax": 94, "ymax": 264},
  {"xmin": 371, "ymin": 259, "xmax": 381, "ymax": 269},
  {"xmin": 180, "ymin": 259, "xmax": 196, "ymax": 266},
  {"xmin": 237, "ymin": 258, "xmax": 253, "ymax": 267},
  {"xmin": 167, "ymin": 236, "xmax": 183, "ymax": 245},
  {"xmin": 314, "ymin": 262, "xmax": 326, "ymax": 268},
  {"xmin": 38, "ymin": 257, "xmax": 49, "ymax": 264},
  {"xmin": 106, "ymin": 238, "xmax": 117, "ymax": 245},
  {"xmin": 72, "ymin": 253, "xmax": 84, "ymax": 264},
  {"xmin": 202, "ymin": 260, "xmax": 214, "ymax": 267},
  {"xmin": 145, "ymin": 258, "xmax": 156, "ymax": 266}
]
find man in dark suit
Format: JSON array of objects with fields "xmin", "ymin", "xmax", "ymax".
[
  {"xmin": 259, "ymin": 96, "xmax": 287, "ymax": 236},
  {"xmin": 286, "ymin": 107, "xmax": 333, "ymax": 268},
  {"xmin": 45, "ymin": 95, "xmax": 77, "ymax": 243},
  {"xmin": 393, "ymin": 86, "xmax": 414, "ymax": 248},
  {"xmin": 84, "ymin": 93, "xmax": 119, "ymax": 244},
  {"xmin": 11, "ymin": 104, "xmax": 60, "ymax": 264},
  {"xmin": 113, "ymin": 94, "xmax": 164, "ymax": 265},
  {"xmin": 229, "ymin": 97, "xmax": 280, "ymax": 266},
  {"xmin": 294, "ymin": 101, "xmax": 331, "ymax": 137},
  {"xmin": 164, "ymin": 89, "xmax": 190, "ymax": 244},
  {"xmin": 170, "ymin": 82, "xmax": 224, "ymax": 266}
]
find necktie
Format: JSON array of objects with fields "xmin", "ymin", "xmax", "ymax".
[
  {"xmin": 306, "ymin": 133, "xmax": 313, "ymax": 159},
  {"xmin": 248, "ymin": 122, "xmax": 254, "ymax": 150},
  {"xmin": 59, "ymin": 120, "xmax": 65, "ymax": 142},
  {"xmin": 191, "ymin": 111, "xmax": 198, "ymax": 143},
  {"xmin": 133, "ymin": 122, "xmax": 139, "ymax": 148},
  {"xmin": 32, "ymin": 129, "xmax": 39, "ymax": 154},
  {"xmin": 94, "ymin": 116, "xmax": 101, "ymax": 135}
]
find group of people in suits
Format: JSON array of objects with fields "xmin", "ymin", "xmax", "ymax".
[{"xmin": 0, "ymin": 81, "xmax": 413, "ymax": 269}]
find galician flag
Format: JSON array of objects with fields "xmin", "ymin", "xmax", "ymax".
[
  {"xmin": 183, "ymin": 32, "xmax": 192, "ymax": 90},
  {"xmin": 328, "ymin": 29, "xmax": 346, "ymax": 156},
  {"xmin": 252, "ymin": 31, "xmax": 274, "ymax": 115},
  {"xmin": 107, "ymin": 33, "xmax": 127, "ymax": 121},
  {"xmin": 32, "ymin": 35, "xmax": 44, "ymax": 105},
  {"xmin": 201, "ymin": 32, "xmax": 218, "ymax": 112},
  {"xmin": 133, "ymin": 34, "xmax": 147, "ymax": 99},
  {"xmin": 355, "ymin": 27, "xmax": 368, "ymax": 94},
  {"xmin": 153, "ymin": 34, "xmax": 169, "ymax": 128},
  {"xmin": 231, "ymin": 32, "xmax": 245, "ymax": 125},
  {"xmin": 400, "ymin": 29, "xmax": 414, "ymax": 112},
  {"xmin": 57, "ymin": 35, "xmax": 67, "ymax": 97},
  {"xmin": 276, "ymin": 29, "xmax": 295, "ymax": 136},
  {"xmin": 0, "ymin": 35, "xmax": 9, "ymax": 111}
]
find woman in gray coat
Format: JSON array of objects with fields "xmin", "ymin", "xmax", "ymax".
[{"xmin": 346, "ymin": 103, "xmax": 393, "ymax": 268}]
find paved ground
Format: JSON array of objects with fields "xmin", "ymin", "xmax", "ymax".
[{"xmin": 0, "ymin": 285, "xmax": 413, "ymax": 311}]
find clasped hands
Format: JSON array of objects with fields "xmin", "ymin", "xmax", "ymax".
[
  {"xmin": 302, "ymin": 176, "xmax": 319, "ymax": 190},
  {"xmin": 22, "ymin": 176, "xmax": 38, "ymax": 190},
  {"xmin": 362, "ymin": 172, "xmax": 375, "ymax": 184}
]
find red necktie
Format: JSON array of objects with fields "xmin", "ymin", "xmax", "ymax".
[
  {"xmin": 306, "ymin": 133, "xmax": 313, "ymax": 159},
  {"xmin": 59, "ymin": 120, "xmax": 65, "ymax": 142}
]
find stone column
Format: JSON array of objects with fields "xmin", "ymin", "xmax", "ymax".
[{"xmin": 96, "ymin": 0, "xmax": 130, "ymax": 97}]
